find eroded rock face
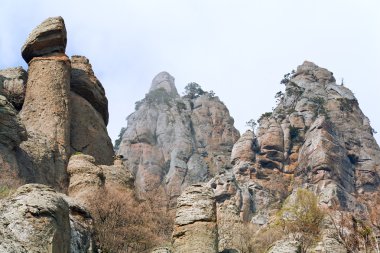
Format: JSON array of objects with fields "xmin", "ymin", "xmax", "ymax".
[
  {"xmin": 21, "ymin": 16, "xmax": 67, "ymax": 63},
  {"xmin": 0, "ymin": 184, "xmax": 95, "ymax": 253},
  {"xmin": 172, "ymin": 184, "xmax": 218, "ymax": 253},
  {"xmin": 0, "ymin": 95, "xmax": 27, "ymax": 187},
  {"xmin": 0, "ymin": 95, "xmax": 27, "ymax": 148},
  {"xmin": 118, "ymin": 73, "xmax": 239, "ymax": 202},
  {"xmin": 71, "ymin": 55, "xmax": 109, "ymax": 125},
  {"xmin": 18, "ymin": 54, "xmax": 71, "ymax": 188},
  {"xmin": 0, "ymin": 184, "xmax": 71, "ymax": 253},
  {"xmin": 150, "ymin": 71, "xmax": 178, "ymax": 97},
  {"xmin": 70, "ymin": 92, "xmax": 114, "ymax": 165},
  {"xmin": 205, "ymin": 61, "xmax": 380, "ymax": 251},
  {"xmin": 68, "ymin": 154, "xmax": 134, "ymax": 205},
  {"xmin": 0, "ymin": 67, "xmax": 27, "ymax": 110}
]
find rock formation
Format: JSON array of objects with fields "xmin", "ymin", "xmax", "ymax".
[
  {"xmin": 70, "ymin": 56, "xmax": 113, "ymax": 165},
  {"xmin": 0, "ymin": 67, "xmax": 27, "ymax": 110},
  {"xmin": 21, "ymin": 16, "xmax": 67, "ymax": 64},
  {"xmin": 0, "ymin": 184, "xmax": 95, "ymax": 253},
  {"xmin": 2, "ymin": 15, "xmax": 380, "ymax": 253},
  {"xmin": 206, "ymin": 61, "xmax": 380, "ymax": 252},
  {"xmin": 117, "ymin": 72, "xmax": 240, "ymax": 203},
  {"xmin": 0, "ymin": 17, "xmax": 115, "ymax": 189},
  {"xmin": 172, "ymin": 184, "xmax": 218, "ymax": 253},
  {"xmin": 67, "ymin": 154, "xmax": 133, "ymax": 206},
  {"xmin": 0, "ymin": 95, "xmax": 27, "ymax": 187}
]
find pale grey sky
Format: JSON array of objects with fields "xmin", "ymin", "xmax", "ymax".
[{"xmin": 1, "ymin": 0, "xmax": 379, "ymax": 144}]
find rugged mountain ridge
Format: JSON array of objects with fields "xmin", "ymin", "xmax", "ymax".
[
  {"xmin": 174, "ymin": 61, "xmax": 380, "ymax": 252},
  {"xmin": 1, "ymin": 15, "xmax": 380, "ymax": 253}
]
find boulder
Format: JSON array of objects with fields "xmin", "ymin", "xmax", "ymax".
[
  {"xmin": 21, "ymin": 16, "xmax": 67, "ymax": 63},
  {"xmin": 0, "ymin": 184, "xmax": 71, "ymax": 252}
]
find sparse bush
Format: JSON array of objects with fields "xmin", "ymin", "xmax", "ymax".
[
  {"xmin": 275, "ymin": 91, "xmax": 284, "ymax": 104},
  {"xmin": 337, "ymin": 98, "xmax": 357, "ymax": 113},
  {"xmin": 277, "ymin": 188, "xmax": 324, "ymax": 253},
  {"xmin": 329, "ymin": 211, "xmax": 379, "ymax": 253},
  {"xmin": 280, "ymin": 70, "xmax": 296, "ymax": 85},
  {"xmin": 88, "ymin": 187, "xmax": 174, "ymax": 253},
  {"xmin": 135, "ymin": 88, "xmax": 174, "ymax": 110},
  {"xmin": 0, "ymin": 185, "xmax": 12, "ymax": 199},
  {"xmin": 259, "ymin": 112, "xmax": 272, "ymax": 122}
]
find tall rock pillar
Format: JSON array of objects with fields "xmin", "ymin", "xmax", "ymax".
[
  {"xmin": 172, "ymin": 185, "xmax": 218, "ymax": 253},
  {"xmin": 18, "ymin": 17, "xmax": 71, "ymax": 188}
]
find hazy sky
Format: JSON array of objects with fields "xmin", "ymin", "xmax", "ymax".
[{"xmin": 1, "ymin": 0, "xmax": 379, "ymax": 144}]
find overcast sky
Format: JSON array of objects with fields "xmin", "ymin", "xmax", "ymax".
[{"xmin": 1, "ymin": 0, "xmax": 379, "ymax": 144}]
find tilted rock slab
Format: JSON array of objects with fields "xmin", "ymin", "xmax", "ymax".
[{"xmin": 172, "ymin": 184, "xmax": 218, "ymax": 253}]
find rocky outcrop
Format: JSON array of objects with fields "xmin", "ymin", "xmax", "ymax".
[
  {"xmin": 0, "ymin": 95, "xmax": 27, "ymax": 187},
  {"xmin": 0, "ymin": 184, "xmax": 71, "ymax": 252},
  {"xmin": 172, "ymin": 184, "xmax": 218, "ymax": 253},
  {"xmin": 0, "ymin": 67, "xmax": 27, "ymax": 110},
  {"xmin": 67, "ymin": 154, "xmax": 133, "ymax": 205},
  {"xmin": 15, "ymin": 17, "xmax": 114, "ymax": 188},
  {"xmin": 21, "ymin": 16, "xmax": 67, "ymax": 63},
  {"xmin": 0, "ymin": 184, "xmax": 95, "ymax": 253},
  {"xmin": 70, "ymin": 92, "xmax": 113, "ymax": 165},
  {"xmin": 70, "ymin": 55, "xmax": 113, "ymax": 165},
  {"xmin": 71, "ymin": 55, "xmax": 109, "ymax": 125},
  {"xmin": 117, "ymin": 72, "xmax": 239, "ymax": 202},
  {"xmin": 149, "ymin": 71, "xmax": 179, "ymax": 97}
]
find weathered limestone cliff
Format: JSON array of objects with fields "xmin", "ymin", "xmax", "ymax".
[{"xmin": 117, "ymin": 72, "xmax": 240, "ymax": 203}]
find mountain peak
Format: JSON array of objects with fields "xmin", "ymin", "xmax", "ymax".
[{"xmin": 149, "ymin": 71, "xmax": 179, "ymax": 96}]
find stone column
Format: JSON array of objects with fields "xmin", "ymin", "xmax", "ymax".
[
  {"xmin": 18, "ymin": 17, "xmax": 71, "ymax": 188},
  {"xmin": 172, "ymin": 184, "xmax": 218, "ymax": 253}
]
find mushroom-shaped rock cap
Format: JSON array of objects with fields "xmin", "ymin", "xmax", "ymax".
[
  {"xmin": 21, "ymin": 16, "xmax": 67, "ymax": 63},
  {"xmin": 150, "ymin": 71, "xmax": 179, "ymax": 96}
]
